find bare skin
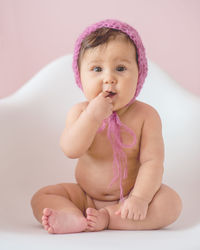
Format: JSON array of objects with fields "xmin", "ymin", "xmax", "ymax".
[
  {"xmin": 42, "ymin": 208, "xmax": 87, "ymax": 234},
  {"xmin": 31, "ymin": 37, "xmax": 182, "ymax": 234}
]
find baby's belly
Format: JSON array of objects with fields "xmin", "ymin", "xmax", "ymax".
[{"xmin": 75, "ymin": 156, "xmax": 139, "ymax": 201}]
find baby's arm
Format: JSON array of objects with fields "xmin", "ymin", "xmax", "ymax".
[
  {"xmin": 131, "ymin": 105, "xmax": 164, "ymax": 203},
  {"xmin": 60, "ymin": 92, "xmax": 113, "ymax": 158},
  {"xmin": 116, "ymin": 105, "xmax": 164, "ymax": 220}
]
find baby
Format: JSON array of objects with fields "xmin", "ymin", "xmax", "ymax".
[{"xmin": 31, "ymin": 19, "xmax": 182, "ymax": 234}]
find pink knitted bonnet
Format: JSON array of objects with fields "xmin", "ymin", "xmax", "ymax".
[{"xmin": 72, "ymin": 19, "xmax": 148, "ymax": 200}]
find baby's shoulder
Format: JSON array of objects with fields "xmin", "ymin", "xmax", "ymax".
[{"xmin": 132, "ymin": 100, "xmax": 161, "ymax": 121}]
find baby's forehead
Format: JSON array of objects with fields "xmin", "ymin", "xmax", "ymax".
[
  {"xmin": 82, "ymin": 38, "xmax": 137, "ymax": 62},
  {"xmin": 93, "ymin": 35, "xmax": 135, "ymax": 50}
]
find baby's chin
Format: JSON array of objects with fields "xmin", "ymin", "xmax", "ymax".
[
  {"xmin": 113, "ymin": 100, "xmax": 136, "ymax": 115},
  {"xmin": 113, "ymin": 104, "xmax": 128, "ymax": 114}
]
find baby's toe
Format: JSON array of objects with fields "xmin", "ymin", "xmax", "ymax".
[
  {"xmin": 42, "ymin": 219, "xmax": 48, "ymax": 226},
  {"xmin": 86, "ymin": 223, "xmax": 95, "ymax": 232},
  {"xmin": 43, "ymin": 208, "xmax": 52, "ymax": 216},
  {"xmin": 47, "ymin": 226, "xmax": 55, "ymax": 234},
  {"xmin": 44, "ymin": 225, "xmax": 49, "ymax": 231},
  {"xmin": 42, "ymin": 214, "xmax": 48, "ymax": 221},
  {"xmin": 86, "ymin": 208, "xmax": 98, "ymax": 216},
  {"xmin": 87, "ymin": 215, "xmax": 97, "ymax": 222},
  {"xmin": 42, "ymin": 215, "xmax": 46, "ymax": 220},
  {"xmin": 87, "ymin": 219, "xmax": 96, "ymax": 227}
]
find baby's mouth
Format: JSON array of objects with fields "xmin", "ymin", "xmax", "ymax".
[{"xmin": 106, "ymin": 91, "xmax": 117, "ymax": 97}]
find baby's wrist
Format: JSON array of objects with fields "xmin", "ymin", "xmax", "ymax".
[
  {"xmin": 130, "ymin": 193, "xmax": 150, "ymax": 204},
  {"xmin": 85, "ymin": 107, "xmax": 104, "ymax": 125}
]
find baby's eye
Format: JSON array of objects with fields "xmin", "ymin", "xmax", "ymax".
[
  {"xmin": 92, "ymin": 66, "xmax": 102, "ymax": 72},
  {"xmin": 116, "ymin": 66, "xmax": 126, "ymax": 72}
]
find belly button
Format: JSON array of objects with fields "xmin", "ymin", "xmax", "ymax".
[
  {"xmin": 103, "ymin": 193, "xmax": 110, "ymax": 196},
  {"xmin": 104, "ymin": 193, "xmax": 115, "ymax": 198}
]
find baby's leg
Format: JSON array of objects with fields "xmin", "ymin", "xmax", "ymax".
[
  {"xmin": 105, "ymin": 184, "xmax": 182, "ymax": 230},
  {"xmin": 85, "ymin": 184, "xmax": 182, "ymax": 231},
  {"xmin": 31, "ymin": 183, "xmax": 95, "ymax": 234}
]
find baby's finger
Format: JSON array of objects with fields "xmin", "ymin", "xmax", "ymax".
[
  {"xmin": 121, "ymin": 208, "xmax": 128, "ymax": 219},
  {"xmin": 133, "ymin": 212, "xmax": 140, "ymax": 221},
  {"xmin": 140, "ymin": 212, "xmax": 147, "ymax": 221},
  {"xmin": 101, "ymin": 91, "xmax": 109, "ymax": 98},
  {"xmin": 127, "ymin": 209, "xmax": 134, "ymax": 220},
  {"xmin": 105, "ymin": 97, "xmax": 113, "ymax": 104},
  {"xmin": 139, "ymin": 214, "xmax": 144, "ymax": 220}
]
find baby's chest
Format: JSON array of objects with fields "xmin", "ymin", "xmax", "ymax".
[{"xmin": 88, "ymin": 125, "xmax": 141, "ymax": 159}]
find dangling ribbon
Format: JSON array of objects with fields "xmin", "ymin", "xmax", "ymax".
[{"xmin": 98, "ymin": 111, "xmax": 137, "ymax": 200}]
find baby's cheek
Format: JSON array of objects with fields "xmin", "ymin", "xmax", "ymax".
[
  {"xmin": 91, "ymin": 87, "xmax": 102, "ymax": 99},
  {"xmin": 86, "ymin": 89, "xmax": 101, "ymax": 101},
  {"xmin": 124, "ymin": 83, "xmax": 137, "ymax": 100}
]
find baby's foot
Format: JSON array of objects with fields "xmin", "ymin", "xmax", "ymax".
[
  {"xmin": 86, "ymin": 207, "xmax": 109, "ymax": 232},
  {"xmin": 42, "ymin": 208, "xmax": 87, "ymax": 234}
]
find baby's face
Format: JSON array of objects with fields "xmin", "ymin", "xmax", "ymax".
[{"xmin": 79, "ymin": 37, "xmax": 138, "ymax": 111}]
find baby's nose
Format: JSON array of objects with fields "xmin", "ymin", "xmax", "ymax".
[
  {"xmin": 103, "ymin": 74, "xmax": 117, "ymax": 85},
  {"xmin": 104, "ymin": 78, "xmax": 116, "ymax": 84},
  {"xmin": 103, "ymin": 82, "xmax": 117, "ymax": 92}
]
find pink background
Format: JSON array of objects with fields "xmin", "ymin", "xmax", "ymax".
[{"xmin": 1, "ymin": 0, "xmax": 200, "ymax": 99}]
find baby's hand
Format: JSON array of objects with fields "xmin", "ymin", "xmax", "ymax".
[
  {"xmin": 86, "ymin": 92, "xmax": 113, "ymax": 123},
  {"xmin": 115, "ymin": 195, "xmax": 149, "ymax": 220}
]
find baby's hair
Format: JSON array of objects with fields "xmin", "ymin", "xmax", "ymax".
[{"xmin": 78, "ymin": 28, "xmax": 138, "ymax": 70}]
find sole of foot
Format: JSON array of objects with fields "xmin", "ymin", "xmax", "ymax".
[{"xmin": 42, "ymin": 208, "xmax": 87, "ymax": 234}]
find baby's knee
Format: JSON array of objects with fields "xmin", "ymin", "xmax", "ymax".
[
  {"xmin": 171, "ymin": 190, "xmax": 182, "ymax": 221},
  {"xmin": 31, "ymin": 184, "xmax": 67, "ymax": 208},
  {"xmin": 31, "ymin": 185, "xmax": 48, "ymax": 208},
  {"xmin": 158, "ymin": 185, "xmax": 182, "ymax": 226}
]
